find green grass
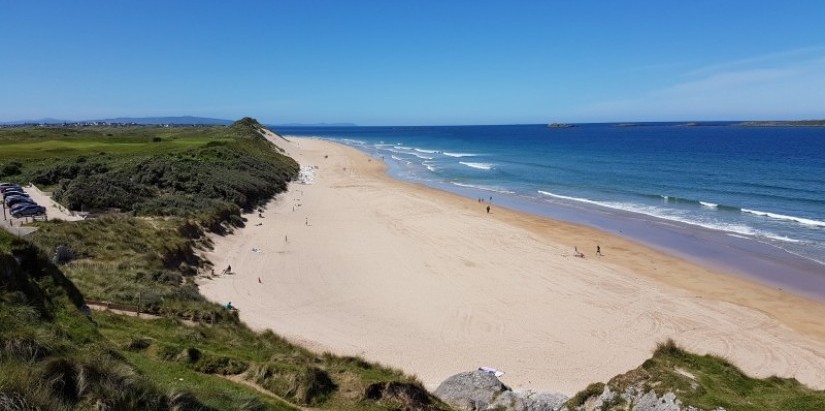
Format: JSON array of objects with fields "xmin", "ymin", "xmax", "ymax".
[
  {"xmin": 1, "ymin": 120, "xmax": 451, "ymax": 410},
  {"xmin": 0, "ymin": 126, "xmax": 234, "ymax": 158},
  {"xmin": 567, "ymin": 339, "xmax": 825, "ymax": 411},
  {"xmin": 0, "ymin": 120, "xmax": 299, "ymax": 229},
  {"xmin": 27, "ymin": 216, "xmax": 227, "ymax": 321},
  {"xmin": 122, "ymin": 352, "xmax": 298, "ymax": 411},
  {"xmin": 2, "ymin": 227, "xmax": 448, "ymax": 410},
  {"xmin": 93, "ymin": 309, "xmax": 436, "ymax": 410}
]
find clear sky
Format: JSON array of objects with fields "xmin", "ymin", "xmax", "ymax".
[{"xmin": 2, "ymin": 1, "xmax": 824, "ymax": 125}]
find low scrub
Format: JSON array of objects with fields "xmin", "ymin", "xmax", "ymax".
[
  {"xmin": 566, "ymin": 339, "xmax": 825, "ymax": 411},
  {"xmin": 250, "ymin": 362, "xmax": 337, "ymax": 405}
]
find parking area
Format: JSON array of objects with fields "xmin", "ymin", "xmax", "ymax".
[{"xmin": 1, "ymin": 183, "xmax": 84, "ymax": 235}]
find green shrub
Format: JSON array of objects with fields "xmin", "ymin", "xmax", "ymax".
[{"xmin": 250, "ymin": 363, "xmax": 337, "ymax": 405}]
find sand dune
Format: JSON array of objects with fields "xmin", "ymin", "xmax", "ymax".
[{"xmin": 198, "ymin": 136, "xmax": 825, "ymax": 395}]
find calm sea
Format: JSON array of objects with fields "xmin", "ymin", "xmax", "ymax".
[{"xmin": 276, "ymin": 123, "xmax": 825, "ymax": 299}]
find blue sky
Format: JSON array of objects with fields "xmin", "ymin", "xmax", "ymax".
[{"xmin": 1, "ymin": 1, "xmax": 824, "ymax": 125}]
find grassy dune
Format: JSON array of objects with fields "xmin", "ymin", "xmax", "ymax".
[
  {"xmin": 1, "ymin": 119, "xmax": 449, "ymax": 410},
  {"xmin": 565, "ymin": 340, "xmax": 825, "ymax": 410}
]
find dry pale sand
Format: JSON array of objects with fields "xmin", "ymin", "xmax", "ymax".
[{"xmin": 199, "ymin": 135, "xmax": 825, "ymax": 395}]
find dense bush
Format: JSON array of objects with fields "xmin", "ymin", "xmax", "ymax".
[
  {"xmin": 31, "ymin": 159, "xmax": 109, "ymax": 185},
  {"xmin": 38, "ymin": 119, "xmax": 299, "ymax": 229}
]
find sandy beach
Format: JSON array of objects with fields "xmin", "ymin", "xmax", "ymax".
[{"xmin": 199, "ymin": 135, "xmax": 825, "ymax": 396}]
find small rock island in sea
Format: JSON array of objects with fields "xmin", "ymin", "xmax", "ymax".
[{"xmin": 547, "ymin": 123, "xmax": 574, "ymax": 128}]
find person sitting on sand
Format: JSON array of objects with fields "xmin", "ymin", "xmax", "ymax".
[{"xmin": 574, "ymin": 246, "xmax": 585, "ymax": 258}]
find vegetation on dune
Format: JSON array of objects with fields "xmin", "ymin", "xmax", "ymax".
[
  {"xmin": 1, "ymin": 229, "xmax": 445, "ymax": 410},
  {"xmin": 1, "ymin": 119, "xmax": 451, "ymax": 410},
  {"xmin": 0, "ymin": 119, "xmax": 297, "ymax": 227},
  {"xmin": 565, "ymin": 339, "xmax": 825, "ymax": 411}
]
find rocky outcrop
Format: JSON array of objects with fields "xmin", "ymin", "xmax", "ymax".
[
  {"xmin": 434, "ymin": 371, "xmax": 567, "ymax": 411},
  {"xmin": 434, "ymin": 371, "xmax": 727, "ymax": 411},
  {"xmin": 562, "ymin": 384, "xmax": 726, "ymax": 411}
]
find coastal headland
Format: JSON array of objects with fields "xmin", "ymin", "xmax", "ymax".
[{"xmin": 199, "ymin": 135, "xmax": 825, "ymax": 396}]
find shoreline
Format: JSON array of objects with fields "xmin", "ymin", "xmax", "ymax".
[
  {"xmin": 332, "ymin": 135, "xmax": 825, "ymax": 303},
  {"xmin": 199, "ymin": 136, "xmax": 825, "ymax": 395},
  {"xmin": 422, "ymin": 178, "xmax": 825, "ymax": 303}
]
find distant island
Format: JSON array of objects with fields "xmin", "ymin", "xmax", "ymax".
[
  {"xmin": 737, "ymin": 120, "xmax": 825, "ymax": 127},
  {"xmin": 547, "ymin": 123, "xmax": 574, "ymax": 128}
]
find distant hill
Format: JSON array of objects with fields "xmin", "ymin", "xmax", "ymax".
[
  {"xmin": 1, "ymin": 117, "xmax": 72, "ymax": 125},
  {"xmin": 737, "ymin": 120, "xmax": 825, "ymax": 127}
]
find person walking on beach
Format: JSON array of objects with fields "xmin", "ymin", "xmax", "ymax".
[
  {"xmin": 486, "ymin": 205, "xmax": 491, "ymax": 214},
  {"xmin": 596, "ymin": 245, "xmax": 602, "ymax": 256}
]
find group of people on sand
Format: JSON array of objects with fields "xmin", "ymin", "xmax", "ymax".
[
  {"xmin": 574, "ymin": 245, "xmax": 603, "ymax": 258},
  {"xmin": 478, "ymin": 197, "xmax": 493, "ymax": 214}
]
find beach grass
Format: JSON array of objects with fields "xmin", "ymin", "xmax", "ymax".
[
  {"xmin": 1, "ymin": 120, "xmax": 451, "ymax": 410},
  {"xmin": 568, "ymin": 339, "xmax": 825, "ymax": 410},
  {"xmin": 0, "ymin": 121, "xmax": 298, "ymax": 228}
]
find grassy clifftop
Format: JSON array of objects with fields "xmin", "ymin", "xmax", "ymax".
[
  {"xmin": 0, "ymin": 118, "xmax": 298, "ymax": 230},
  {"xmin": 0, "ymin": 119, "xmax": 450, "ymax": 410},
  {"xmin": 565, "ymin": 340, "xmax": 825, "ymax": 411}
]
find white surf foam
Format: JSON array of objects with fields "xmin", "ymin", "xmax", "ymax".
[
  {"xmin": 537, "ymin": 190, "xmax": 774, "ymax": 239},
  {"xmin": 459, "ymin": 162, "xmax": 494, "ymax": 170},
  {"xmin": 444, "ymin": 152, "xmax": 478, "ymax": 158},
  {"xmin": 699, "ymin": 201, "xmax": 718, "ymax": 209},
  {"xmin": 451, "ymin": 182, "xmax": 515, "ymax": 194},
  {"xmin": 741, "ymin": 209, "xmax": 825, "ymax": 227}
]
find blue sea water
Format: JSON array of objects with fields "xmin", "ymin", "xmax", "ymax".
[{"xmin": 276, "ymin": 123, "xmax": 825, "ymax": 298}]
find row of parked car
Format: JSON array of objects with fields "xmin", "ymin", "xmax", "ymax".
[{"xmin": 1, "ymin": 183, "xmax": 46, "ymax": 218}]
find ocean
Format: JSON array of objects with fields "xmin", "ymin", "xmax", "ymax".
[{"xmin": 276, "ymin": 123, "xmax": 825, "ymax": 300}]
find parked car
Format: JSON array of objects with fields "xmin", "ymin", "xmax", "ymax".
[
  {"xmin": 2, "ymin": 193, "xmax": 26, "ymax": 201},
  {"xmin": 2, "ymin": 188, "xmax": 24, "ymax": 196},
  {"xmin": 10, "ymin": 201, "xmax": 39, "ymax": 212},
  {"xmin": 0, "ymin": 185, "xmax": 22, "ymax": 194},
  {"xmin": 1, "ymin": 186, "xmax": 23, "ymax": 194},
  {"xmin": 3, "ymin": 191, "xmax": 28, "ymax": 198},
  {"xmin": 11, "ymin": 204, "xmax": 45, "ymax": 218},
  {"xmin": 9, "ymin": 201, "xmax": 37, "ymax": 212},
  {"xmin": 5, "ymin": 196, "xmax": 35, "ymax": 207}
]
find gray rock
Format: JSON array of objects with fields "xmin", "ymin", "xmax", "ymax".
[
  {"xmin": 435, "ymin": 371, "xmax": 509, "ymax": 410},
  {"xmin": 435, "ymin": 371, "xmax": 567, "ymax": 411},
  {"xmin": 561, "ymin": 383, "xmax": 727, "ymax": 411},
  {"xmin": 633, "ymin": 390, "xmax": 682, "ymax": 411}
]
